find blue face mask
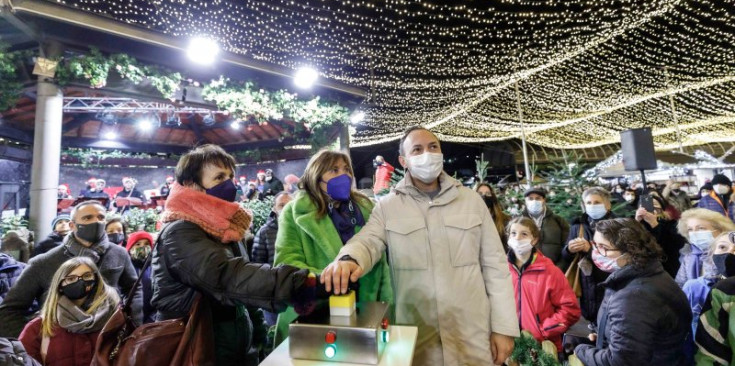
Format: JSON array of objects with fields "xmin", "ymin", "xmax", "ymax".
[
  {"xmin": 205, "ymin": 179, "xmax": 238, "ymax": 202},
  {"xmin": 586, "ymin": 204, "xmax": 608, "ymax": 220},
  {"xmin": 689, "ymin": 230, "xmax": 714, "ymax": 251},
  {"xmin": 326, "ymin": 174, "xmax": 352, "ymax": 202}
]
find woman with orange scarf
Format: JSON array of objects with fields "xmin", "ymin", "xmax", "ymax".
[{"xmin": 151, "ymin": 144, "xmax": 318, "ymax": 366}]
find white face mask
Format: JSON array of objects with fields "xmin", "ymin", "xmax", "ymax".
[
  {"xmin": 586, "ymin": 203, "xmax": 608, "ymax": 220},
  {"xmin": 689, "ymin": 230, "xmax": 715, "ymax": 251},
  {"xmin": 623, "ymin": 195, "xmax": 634, "ymax": 202},
  {"xmin": 508, "ymin": 238, "xmax": 534, "ymax": 262},
  {"xmin": 714, "ymin": 184, "xmax": 730, "ymax": 195},
  {"xmin": 526, "ymin": 200, "xmax": 543, "ymax": 215},
  {"xmin": 406, "ymin": 152, "xmax": 444, "ymax": 184}
]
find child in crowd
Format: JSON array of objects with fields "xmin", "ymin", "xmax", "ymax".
[
  {"xmin": 507, "ymin": 217, "xmax": 581, "ymax": 356},
  {"xmin": 126, "ymin": 231, "xmax": 155, "ymax": 323}
]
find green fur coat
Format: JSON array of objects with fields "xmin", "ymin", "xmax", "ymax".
[{"xmin": 273, "ymin": 193, "xmax": 393, "ymax": 345}]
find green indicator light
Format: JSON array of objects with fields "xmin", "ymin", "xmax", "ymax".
[
  {"xmin": 325, "ymin": 344, "xmax": 337, "ymax": 359},
  {"xmin": 382, "ymin": 330, "xmax": 390, "ymax": 343}
]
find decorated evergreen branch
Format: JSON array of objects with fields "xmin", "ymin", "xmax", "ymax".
[
  {"xmin": 508, "ymin": 331, "xmax": 560, "ymax": 366},
  {"xmin": 378, "ymin": 168, "xmax": 405, "ymax": 196},
  {"xmin": 202, "ymin": 77, "xmax": 349, "ymax": 149},
  {"xmin": 55, "ymin": 47, "xmax": 182, "ymax": 98},
  {"xmin": 0, "ymin": 215, "xmax": 29, "ymax": 235},
  {"xmin": 115, "ymin": 208, "xmax": 160, "ymax": 233},
  {"xmin": 0, "ymin": 44, "xmax": 26, "ymax": 111},
  {"xmin": 241, "ymin": 196, "xmax": 275, "ymax": 234}
]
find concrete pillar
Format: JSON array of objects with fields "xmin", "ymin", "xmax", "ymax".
[
  {"xmin": 339, "ymin": 123, "xmax": 350, "ymax": 154},
  {"xmin": 29, "ymin": 42, "xmax": 63, "ymax": 240}
]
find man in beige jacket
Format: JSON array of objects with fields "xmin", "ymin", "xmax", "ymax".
[{"xmin": 322, "ymin": 127, "xmax": 519, "ymax": 365}]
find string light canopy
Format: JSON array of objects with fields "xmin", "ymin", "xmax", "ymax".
[{"xmin": 44, "ymin": 0, "xmax": 735, "ymax": 149}]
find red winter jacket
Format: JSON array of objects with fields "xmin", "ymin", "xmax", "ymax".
[
  {"xmin": 508, "ymin": 251, "xmax": 581, "ymax": 351},
  {"xmin": 19, "ymin": 317, "xmax": 100, "ymax": 366},
  {"xmin": 373, "ymin": 162, "xmax": 394, "ymax": 194}
]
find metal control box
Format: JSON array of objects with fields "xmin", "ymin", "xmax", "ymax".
[{"xmin": 289, "ymin": 301, "xmax": 391, "ymax": 364}]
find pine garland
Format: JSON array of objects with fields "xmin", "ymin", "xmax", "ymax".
[{"xmin": 509, "ymin": 331, "xmax": 561, "ymax": 366}]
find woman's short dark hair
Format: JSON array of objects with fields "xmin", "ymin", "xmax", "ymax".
[
  {"xmin": 595, "ymin": 218, "xmax": 663, "ymax": 269},
  {"xmin": 175, "ymin": 144, "xmax": 236, "ymax": 186}
]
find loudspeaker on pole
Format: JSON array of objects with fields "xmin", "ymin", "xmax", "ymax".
[{"xmin": 620, "ymin": 128, "xmax": 657, "ymax": 171}]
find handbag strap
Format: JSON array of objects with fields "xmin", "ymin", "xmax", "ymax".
[{"xmin": 122, "ymin": 223, "xmax": 170, "ymax": 312}]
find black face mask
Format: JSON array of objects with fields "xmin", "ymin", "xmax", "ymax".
[
  {"xmin": 108, "ymin": 233, "xmax": 125, "ymax": 245},
  {"xmin": 714, "ymin": 253, "xmax": 735, "ymax": 277},
  {"xmin": 373, "ymin": 160, "xmax": 383, "ymax": 168},
  {"xmin": 60, "ymin": 279, "xmax": 97, "ymax": 300},
  {"xmin": 483, "ymin": 196, "xmax": 496, "ymax": 209},
  {"xmin": 74, "ymin": 221, "xmax": 106, "ymax": 244}
]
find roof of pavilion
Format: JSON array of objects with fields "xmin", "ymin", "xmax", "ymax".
[{"xmin": 1, "ymin": 0, "xmax": 734, "ymax": 153}]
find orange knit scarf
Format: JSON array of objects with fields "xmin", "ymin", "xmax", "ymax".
[{"xmin": 161, "ymin": 183, "xmax": 252, "ymax": 243}]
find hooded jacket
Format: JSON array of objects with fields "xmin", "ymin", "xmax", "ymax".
[
  {"xmin": 508, "ymin": 250, "xmax": 580, "ymax": 351},
  {"xmin": 338, "ymin": 171, "xmax": 520, "ymax": 365}
]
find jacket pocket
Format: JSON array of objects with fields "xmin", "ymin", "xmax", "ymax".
[
  {"xmin": 385, "ymin": 218, "xmax": 428, "ymax": 270},
  {"xmin": 444, "ymin": 214, "xmax": 482, "ymax": 267}
]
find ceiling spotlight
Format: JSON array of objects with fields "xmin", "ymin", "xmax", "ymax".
[
  {"xmin": 166, "ymin": 113, "xmax": 181, "ymax": 126},
  {"xmin": 202, "ymin": 112, "xmax": 216, "ymax": 126},
  {"xmin": 103, "ymin": 131, "xmax": 117, "ymax": 140},
  {"xmin": 230, "ymin": 120, "xmax": 240, "ymax": 130},
  {"xmin": 137, "ymin": 119, "xmax": 152, "ymax": 131},
  {"xmin": 294, "ymin": 66, "xmax": 318, "ymax": 89},
  {"xmin": 137, "ymin": 113, "xmax": 160, "ymax": 131},
  {"xmin": 96, "ymin": 109, "xmax": 117, "ymax": 125},
  {"xmin": 350, "ymin": 110, "xmax": 365, "ymax": 124},
  {"xmin": 187, "ymin": 37, "xmax": 220, "ymax": 65}
]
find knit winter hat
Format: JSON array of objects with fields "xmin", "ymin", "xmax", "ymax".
[
  {"xmin": 51, "ymin": 215, "xmax": 71, "ymax": 230},
  {"xmin": 126, "ymin": 231, "xmax": 154, "ymax": 252},
  {"xmin": 711, "ymin": 174, "xmax": 732, "ymax": 187}
]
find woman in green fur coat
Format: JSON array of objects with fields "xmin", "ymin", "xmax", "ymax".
[{"xmin": 273, "ymin": 149, "xmax": 393, "ymax": 345}]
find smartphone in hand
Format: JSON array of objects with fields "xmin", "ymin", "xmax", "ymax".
[{"xmin": 639, "ymin": 193, "xmax": 655, "ymax": 212}]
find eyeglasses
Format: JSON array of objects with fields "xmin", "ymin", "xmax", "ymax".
[
  {"xmin": 62, "ymin": 272, "xmax": 96, "ymax": 285},
  {"xmin": 591, "ymin": 241, "xmax": 620, "ymax": 257}
]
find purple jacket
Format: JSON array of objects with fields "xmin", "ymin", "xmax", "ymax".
[{"xmin": 697, "ymin": 193, "xmax": 735, "ymax": 222}]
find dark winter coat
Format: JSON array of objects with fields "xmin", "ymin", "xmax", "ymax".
[
  {"xmin": 19, "ymin": 317, "xmax": 99, "ymax": 366},
  {"xmin": 151, "ymin": 220, "xmax": 308, "ymax": 365},
  {"xmin": 262, "ymin": 178, "xmax": 284, "ymax": 197},
  {"xmin": 32, "ymin": 232, "xmax": 66, "ymax": 258},
  {"xmin": 133, "ymin": 262, "xmax": 155, "ymax": 324},
  {"xmin": 0, "ymin": 236, "xmax": 142, "ymax": 338},
  {"xmin": 640, "ymin": 219, "xmax": 686, "ymax": 278},
  {"xmin": 251, "ymin": 212, "xmax": 278, "ymax": 266},
  {"xmin": 522, "ymin": 208, "xmax": 570, "ymax": 267},
  {"xmin": 562, "ymin": 212, "xmax": 616, "ymax": 323},
  {"xmin": 575, "ymin": 261, "xmax": 691, "ymax": 366},
  {"xmin": 0, "ymin": 253, "xmax": 26, "ymax": 305}
]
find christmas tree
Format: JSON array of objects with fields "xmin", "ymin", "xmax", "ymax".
[{"xmin": 538, "ymin": 152, "xmax": 593, "ymax": 222}]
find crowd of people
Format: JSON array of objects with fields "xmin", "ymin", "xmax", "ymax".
[{"xmin": 1, "ymin": 126, "xmax": 735, "ymax": 365}]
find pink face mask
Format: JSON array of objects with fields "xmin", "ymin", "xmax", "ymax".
[{"xmin": 591, "ymin": 248, "xmax": 625, "ymax": 273}]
